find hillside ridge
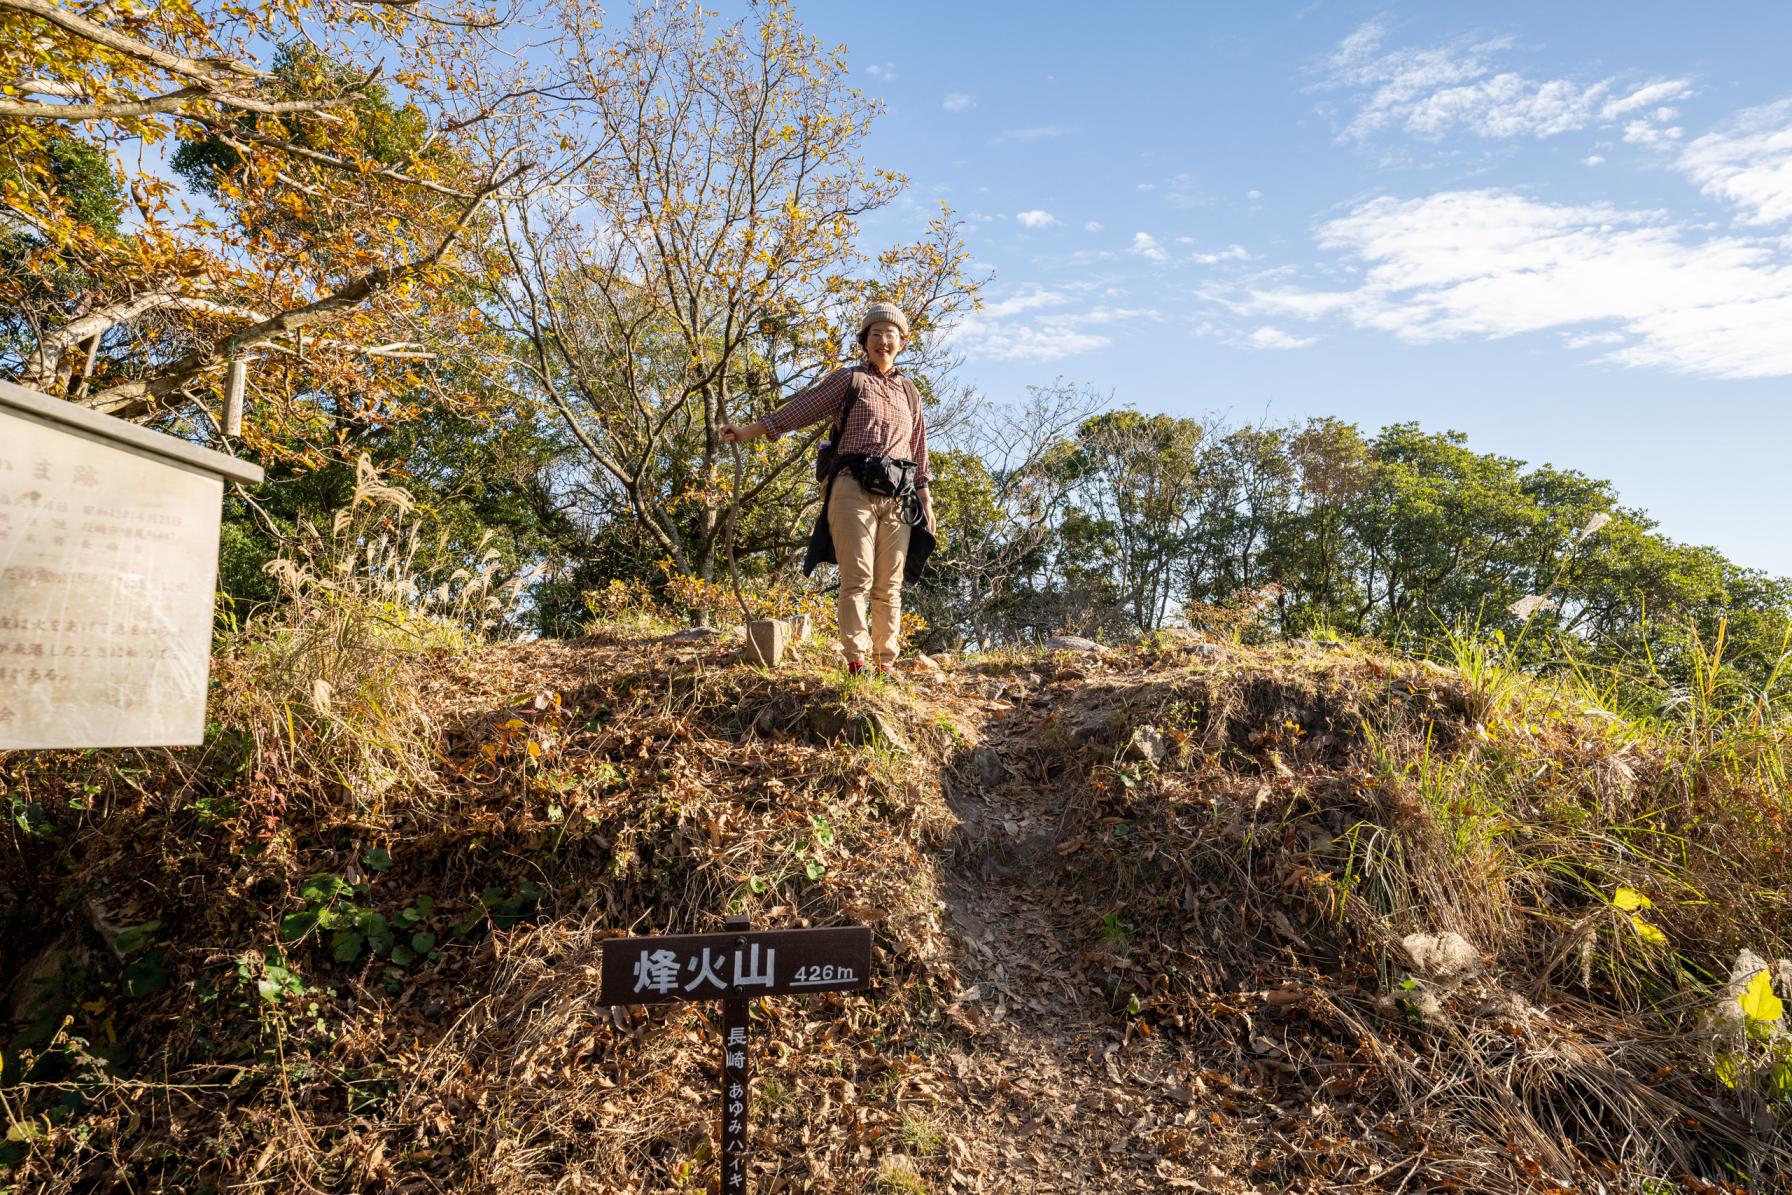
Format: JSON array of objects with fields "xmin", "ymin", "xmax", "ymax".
[{"xmin": 4, "ymin": 631, "xmax": 1791, "ymax": 1192}]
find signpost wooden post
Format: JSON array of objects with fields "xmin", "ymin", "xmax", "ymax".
[
  {"xmin": 599, "ymin": 919, "xmax": 872, "ymax": 1193},
  {"xmin": 720, "ymin": 916, "xmax": 751, "ymax": 1195}
]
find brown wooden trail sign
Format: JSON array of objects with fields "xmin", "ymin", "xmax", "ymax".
[{"xmin": 600, "ymin": 919, "xmax": 871, "ymax": 1194}]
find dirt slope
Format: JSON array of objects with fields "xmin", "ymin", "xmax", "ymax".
[{"xmin": 4, "ymin": 632, "xmax": 1790, "ymax": 1193}]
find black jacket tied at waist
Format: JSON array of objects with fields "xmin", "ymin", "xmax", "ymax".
[{"xmin": 802, "ymin": 455, "xmax": 935, "ymax": 582}]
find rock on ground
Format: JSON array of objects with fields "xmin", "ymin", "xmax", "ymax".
[
  {"xmin": 1044, "ymin": 635, "xmax": 1106, "ymax": 654},
  {"xmin": 1124, "ymin": 725, "xmax": 1167, "ymax": 765},
  {"xmin": 968, "ymin": 746, "xmax": 1006, "ymax": 790}
]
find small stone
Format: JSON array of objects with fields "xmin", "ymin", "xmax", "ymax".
[
  {"xmin": 662, "ymin": 626, "xmax": 720, "ymax": 644},
  {"xmin": 791, "ymin": 613, "xmax": 813, "ymax": 642},
  {"xmin": 1044, "ymin": 634, "xmax": 1106, "ymax": 654},
  {"xmin": 744, "ymin": 618, "xmax": 791, "ymax": 667},
  {"xmin": 969, "ymin": 747, "xmax": 1006, "ymax": 789},
  {"xmin": 1068, "ymin": 707, "xmax": 1114, "ymax": 747},
  {"xmin": 1123, "ymin": 724, "xmax": 1167, "ymax": 764}
]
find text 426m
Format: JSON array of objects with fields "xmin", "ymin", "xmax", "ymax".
[{"xmin": 793, "ymin": 964, "xmax": 855, "ymax": 985}]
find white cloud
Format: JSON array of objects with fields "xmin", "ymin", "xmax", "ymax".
[
  {"xmin": 1084, "ymin": 220, "xmax": 1104, "ymax": 232},
  {"xmin": 1246, "ymin": 326, "xmax": 1318, "ymax": 350},
  {"xmin": 1247, "ymin": 189, "xmax": 1263, "ymax": 201},
  {"xmin": 1076, "ymin": 305, "xmax": 1163, "ymax": 325},
  {"xmin": 943, "ymin": 292, "xmax": 1161, "ymax": 362},
  {"xmin": 1585, "ymin": 154, "xmax": 1606, "ymax": 166},
  {"xmin": 1602, "ymin": 83, "xmax": 1691, "ymax": 120},
  {"xmin": 1324, "ymin": 22, "xmax": 1691, "ymax": 143},
  {"xmin": 1165, "ymin": 172, "xmax": 1211, "ymax": 209},
  {"xmin": 1190, "ymin": 244, "xmax": 1251, "ymax": 265},
  {"xmin": 865, "ymin": 62, "xmax": 898, "ymax": 80},
  {"xmin": 992, "ymin": 125, "xmax": 1071, "ymax": 144},
  {"xmin": 1678, "ymin": 99, "xmax": 1792, "ymax": 224},
  {"xmin": 942, "ymin": 91, "xmax": 975, "ymax": 112},
  {"xmin": 1622, "ymin": 119, "xmax": 1683, "ymax": 147},
  {"xmin": 1016, "ymin": 209, "xmax": 1058, "ymax": 229},
  {"xmin": 1561, "ymin": 330, "xmax": 1626, "ymax": 349},
  {"xmin": 1245, "ymin": 188, "xmax": 1792, "ymax": 379},
  {"xmin": 963, "ymin": 325, "xmax": 1111, "ymax": 361},
  {"xmin": 977, "ymin": 289, "xmax": 1068, "ymax": 319},
  {"xmin": 1131, "ymin": 231, "xmax": 1167, "ymax": 261}
]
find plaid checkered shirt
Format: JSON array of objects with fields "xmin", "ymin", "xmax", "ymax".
[{"xmin": 757, "ymin": 364, "xmax": 930, "ymax": 488}]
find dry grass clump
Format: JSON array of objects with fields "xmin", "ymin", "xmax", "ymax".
[
  {"xmin": 212, "ymin": 455, "xmax": 522, "ymax": 816},
  {"xmin": 1032, "ymin": 639, "xmax": 1792, "ymax": 1190}
]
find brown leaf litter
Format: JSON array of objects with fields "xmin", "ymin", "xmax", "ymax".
[{"xmin": 3, "ymin": 632, "xmax": 1790, "ymax": 1192}]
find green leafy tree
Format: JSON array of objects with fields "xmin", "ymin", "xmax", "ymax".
[
  {"xmin": 1182, "ymin": 423, "xmax": 1298, "ymax": 609},
  {"xmin": 1057, "ymin": 410, "xmax": 1209, "ymax": 633}
]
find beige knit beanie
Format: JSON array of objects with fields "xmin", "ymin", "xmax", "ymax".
[{"xmin": 858, "ymin": 301, "xmax": 910, "ymax": 338}]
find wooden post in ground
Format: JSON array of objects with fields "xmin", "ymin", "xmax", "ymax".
[{"xmin": 721, "ymin": 915, "xmax": 750, "ymax": 1194}]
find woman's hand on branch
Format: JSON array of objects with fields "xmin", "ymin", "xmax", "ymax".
[{"xmin": 720, "ymin": 422, "xmax": 761, "ymax": 445}]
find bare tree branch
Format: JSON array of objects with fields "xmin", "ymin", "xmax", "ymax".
[
  {"xmin": 81, "ymin": 162, "xmax": 526, "ymax": 419},
  {"xmin": 0, "ymin": 84, "xmax": 372, "ymax": 120},
  {"xmin": 19, "ymin": 294, "xmax": 270, "ymax": 391},
  {"xmin": 0, "ymin": 0, "xmax": 268, "ymax": 83}
]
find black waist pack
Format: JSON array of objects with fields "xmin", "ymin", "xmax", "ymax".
[{"xmin": 843, "ymin": 454, "xmax": 917, "ymax": 499}]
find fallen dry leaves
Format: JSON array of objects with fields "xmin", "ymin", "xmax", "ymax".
[{"xmin": 1, "ymin": 633, "xmax": 1784, "ymax": 1192}]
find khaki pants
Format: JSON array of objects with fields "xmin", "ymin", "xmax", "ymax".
[{"xmin": 827, "ymin": 472, "xmax": 911, "ymax": 664}]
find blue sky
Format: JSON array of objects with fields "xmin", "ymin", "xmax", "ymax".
[{"xmin": 784, "ymin": 1, "xmax": 1792, "ymax": 577}]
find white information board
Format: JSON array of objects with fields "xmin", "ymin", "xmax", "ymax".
[{"xmin": 0, "ymin": 382, "xmax": 262, "ymax": 749}]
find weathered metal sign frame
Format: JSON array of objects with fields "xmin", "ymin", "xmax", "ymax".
[{"xmin": 0, "ymin": 380, "xmax": 263, "ymax": 749}]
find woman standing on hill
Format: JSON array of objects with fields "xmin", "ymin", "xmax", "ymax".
[{"xmin": 720, "ymin": 302, "xmax": 935, "ymax": 676}]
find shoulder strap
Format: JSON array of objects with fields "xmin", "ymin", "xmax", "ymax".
[
  {"xmin": 900, "ymin": 376, "xmax": 922, "ymax": 421},
  {"xmin": 833, "ymin": 366, "xmax": 864, "ymax": 441}
]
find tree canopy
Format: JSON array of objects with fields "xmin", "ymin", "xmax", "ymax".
[{"xmin": 1, "ymin": 0, "xmax": 1785, "ymax": 697}]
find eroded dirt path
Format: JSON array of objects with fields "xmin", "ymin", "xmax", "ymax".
[{"xmin": 919, "ymin": 669, "xmax": 1219, "ymax": 1193}]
